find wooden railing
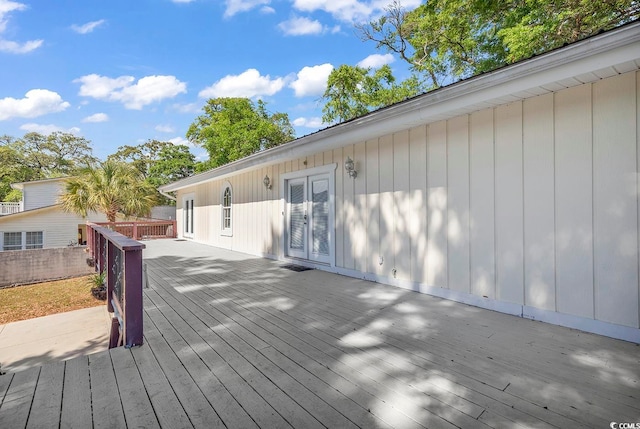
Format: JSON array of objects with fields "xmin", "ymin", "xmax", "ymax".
[
  {"xmin": 86, "ymin": 222, "xmax": 145, "ymax": 348},
  {"xmin": 0, "ymin": 202, "xmax": 22, "ymax": 215},
  {"xmin": 93, "ymin": 220, "xmax": 176, "ymax": 240}
]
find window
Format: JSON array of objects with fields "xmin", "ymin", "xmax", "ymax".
[
  {"xmin": 26, "ymin": 231, "xmax": 44, "ymax": 249},
  {"xmin": 3, "ymin": 232, "xmax": 22, "ymax": 251},
  {"xmin": 2, "ymin": 231, "xmax": 44, "ymax": 251},
  {"xmin": 221, "ymin": 182, "xmax": 232, "ymax": 236},
  {"xmin": 183, "ymin": 194, "xmax": 195, "ymax": 238}
]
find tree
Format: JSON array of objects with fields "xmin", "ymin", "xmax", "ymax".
[
  {"xmin": 15, "ymin": 132, "xmax": 98, "ymax": 177},
  {"xmin": 0, "ymin": 141, "xmax": 34, "ymax": 201},
  {"xmin": 187, "ymin": 98, "xmax": 295, "ymax": 169},
  {"xmin": 147, "ymin": 144, "xmax": 196, "ymax": 188},
  {"xmin": 60, "ymin": 160, "xmax": 157, "ymax": 222},
  {"xmin": 321, "ymin": 64, "xmax": 424, "ymax": 123},
  {"xmin": 108, "ymin": 140, "xmax": 196, "ymax": 204},
  {"xmin": 108, "ymin": 139, "xmax": 171, "ymax": 178},
  {"xmin": 357, "ymin": 0, "xmax": 640, "ymax": 88}
]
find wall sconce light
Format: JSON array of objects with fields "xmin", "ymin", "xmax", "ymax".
[
  {"xmin": 345, "ymin": 156, "xmax": 357, "ymax": 178},
  {"xmin": 263, "ymin": 175, "xmax": 272, "ymax": 189}
]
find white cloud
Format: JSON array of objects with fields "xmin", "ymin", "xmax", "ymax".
[
  {"xmin": 278, "ymin": 16, "xmax": 323, "ymax": 36},
  {"xmin": 292, "ymin": 0, "xmax": 421, "ymax": 22},
  {"xmin": 277, "ymin": 16, "xmax": 341, "ymax": 36},
  {"xmin": 70, "ymin": 19, "xmax": 106, "ymax": 34},
  {"xmin": 20, "ymin": 123, "xmax": 81, "ymax": 135},
  {"xmin": 75, "ymin": 74, "xmax": 187, "ymax": 110},
  {"xmin": 292, "ymin": 116, "xmax": 323, "ymax": 128},
  {"xmin": 289, "ymin": 63, "xmax": 333, "ymax": 97},
  {"xmin": 199, "ymin": 68, "xmax": 285, "ymax": 99},
  {"xmin": 169, "ymin": 136, "xmax": 193, "ymax": 147},
  {"xmin": 172, "ymin": 102, "xmax": 201, "ymax": 114},
  {"xmin": 260, "ymin": 6, "xmax": 275, "ymax": 13},
  {"xmin": 155, "ymin": 124, "xmax": 175, "ymax": 133},
  {"xmin": 357, "ymin": 53, "xmax": 394, "ymax": 69},
  {"xmin": 0, "ymin": 89, "xmax": 70, "ymax": 120},
  {"xmin": 224, "ymin": 0, "xmax": 270, "ymax": 18},
  {"xmin": 82, "ymin": 113, "xmax": 109, "ymax": 123},
  {"xmin": 0, "ymin": 38, "xmax": 42, "ymax": 53},
  {"xmin": 0, "ymin": 0, "xmax": 26, "ymax": 33},
  {"xmin": 0, "ymin": 0, "xmax": 43, "ymax": 54},
  {"xmin": 172, "ymin": 0, "xmax": 195, "ymax": 3}
]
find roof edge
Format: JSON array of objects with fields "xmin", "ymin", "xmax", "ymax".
[{"xmin": 160, "ymin": 21, "xmax": 640, "ymax": 192}]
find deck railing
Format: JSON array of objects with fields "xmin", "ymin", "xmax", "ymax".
[
  {"xmin": 0, "ymin": 202, "xmax": 22, "ymax": 215},
  {"xmin": 86, "ymin": 222, "xmax": 145, "ymax": 348},
  {"xmin": 93, "ymin": 220, "xmax": 176, "ymax": 240}
]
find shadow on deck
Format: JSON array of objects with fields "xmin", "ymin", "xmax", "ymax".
[{"xmin": 1, "ymin": 239, "xmax": 639, "ymax": 428}]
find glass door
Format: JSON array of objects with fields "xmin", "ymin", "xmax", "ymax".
[
  {"xmin": 287, "ymin": 178, "xmax": 307, "ymax": 259},
  {"xmin": 308, "ymin": 175, "xmax": 330, "ymax": 264},
  {"xmin": 286, "ymin": 174, "xmax": 331, "ymax": 264}
]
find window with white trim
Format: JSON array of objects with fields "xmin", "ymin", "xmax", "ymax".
[
  {"xmin": 221, "ymin": 182, "xmax": 232, "ymax": 236},
  {"xmin": 25, "ymin": 231, "xmax": 44, "ymax": 249},
  {"xmin": 3, "ymin": 232, "xmax": 22, "ymax": 251},
  {"xmin": 2, "ymin": 231, "xmax": 44, "ymax": 251}
]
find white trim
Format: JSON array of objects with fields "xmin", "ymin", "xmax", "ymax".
[
  {"xmin": 280, "ymin": 163, "xmax": 337, "ymax": 267},
  {"xmin": 327, "ymin": 265, "xmax": 640, "ymax": 344},
  {"xmin": 220, "ymin": 181, "xmax": 233, "ymax": 237}
]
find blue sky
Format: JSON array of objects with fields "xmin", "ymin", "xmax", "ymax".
[{"xmin": 0, "ymin": 0, "xmax": 420, "ymax": 161}]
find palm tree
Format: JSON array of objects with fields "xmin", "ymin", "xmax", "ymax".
[{"xmin": 60, "ymin": 160, "xmax": 157, "ymax": 222}]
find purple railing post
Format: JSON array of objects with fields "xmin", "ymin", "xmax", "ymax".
[
  {"xmin": 106, "ymin": 241, "xmax": 115, "ymax": 313},
  {"xmin": 85, "ymin": 222, "xmax": 145, "ymax": 349},
  {"xmin": 123, "ymin": 247, "xmax": 144, "ymax": 347}
]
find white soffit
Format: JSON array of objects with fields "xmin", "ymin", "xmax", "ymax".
[{"xmin": 161, "ymin": 22, "xmax": 640, "ymax": 192}]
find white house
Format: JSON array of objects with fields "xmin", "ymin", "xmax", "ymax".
[
  {"xmin": 159, "ymin": 22, "xmax": 640, "ymax": 343},
  {"xmin": 0, "ymin": 178, "xmax": 109, "ymax": 250}
]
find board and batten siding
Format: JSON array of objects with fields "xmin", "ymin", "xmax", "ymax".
[{"xmin": 177, "ymin": 70, "xmax": 640, "ymax": 336}]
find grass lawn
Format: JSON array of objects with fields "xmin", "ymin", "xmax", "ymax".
[{"xmin": 0, "ymin": 276, "xmax": 104, "ymax": 325}]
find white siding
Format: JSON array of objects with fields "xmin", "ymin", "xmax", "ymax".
[
  {"xmin": 176, "ymin": 70, "xmax": 640, "ymax": 338},
  {"xmin": 0, "ymin": 206, "xmax": 108, "ymax": 249},
  {"xmin": 593, "ymin": 73, "xmax": 639, "ymax": 328},
  {"xmin": 22, "ymin": 180, "xmax": 65, "ymax": 211}
]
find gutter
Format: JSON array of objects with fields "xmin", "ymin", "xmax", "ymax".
[{"xmin": 158, "ymin": 189, "xmax": 176, "ymax": 202}]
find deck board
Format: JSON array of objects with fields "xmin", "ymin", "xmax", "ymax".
[
  {"xmin": 88, "ymin": 350, "xmax": 127, "ymax": 429},
  {"xmin": 26, "ymin": 360, "xmax": 64, "ymax": 429},
  {"xmin": 1, "ymin": 367, "xmax": 39, "ymax": 428},
  {"xmin": 1, "ymin": 239, "xmax": 639, "ymax": 428}
]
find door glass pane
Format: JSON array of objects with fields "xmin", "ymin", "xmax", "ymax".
[
  {"xmin": 311, "ymin": 179, "xmax": 329, "ymax": 255},
  {"xmin": 289, "ymin": 183, "xmax": 305, "ymax": 250}
]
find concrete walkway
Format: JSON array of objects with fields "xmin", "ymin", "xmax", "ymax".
[{"xmin": 0, "ymin": 305, "xmax": 110, "ymax": 373}]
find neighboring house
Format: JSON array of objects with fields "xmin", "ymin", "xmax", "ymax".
[
  {"xmin": 0, "ymin": 178, "xmax": 109, "ymax": 250},
  {"xmin": 159, "ymin": 23, "xmax": 640, "ymax": 343}
]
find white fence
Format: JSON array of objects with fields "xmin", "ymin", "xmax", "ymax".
[{"xmin": 0, "ymin": 202, "xmax": 22, "ymax": 216}]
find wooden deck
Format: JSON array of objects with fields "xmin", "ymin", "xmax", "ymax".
[{"xmin": 1, "ymin": 239, "xmax": 638, "ymax": 428}]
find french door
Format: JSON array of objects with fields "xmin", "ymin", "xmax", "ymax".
[{"xmin": 286, "ymin": 173, "xmax": 331, "ymax": 264}]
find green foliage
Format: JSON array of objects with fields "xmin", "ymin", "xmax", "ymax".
[
  {"xmin": 322, "ymin": 64, "xmax": 425, "ymax": 123},
  {"xmin": 92, "ymin": 271, "xmax": 106, "ymax": 288},
  {"xmin": 108, "ymin": 140, "xmax": 195, "ymax": 204},
  {"xmin": 187, "ymin": 98, "xmax": 295, "ymax": 169},
  {"xmin": 147, "ymin": 144, "xmax": 196, "ymax": 187},
  {"xmin": 60, "ymin": 160, "xmax": 158, "ymax": 222},
  {"xmin": 357, "ymin": 0, "xmax": 639, "ymax": 87},
  {"xmin": 0, "ymin": 132, "xmax": 97, "ymax": 201},
  {"xmin": 14, "ymin": 132, "xmax": 97, "ymax": 176}
]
